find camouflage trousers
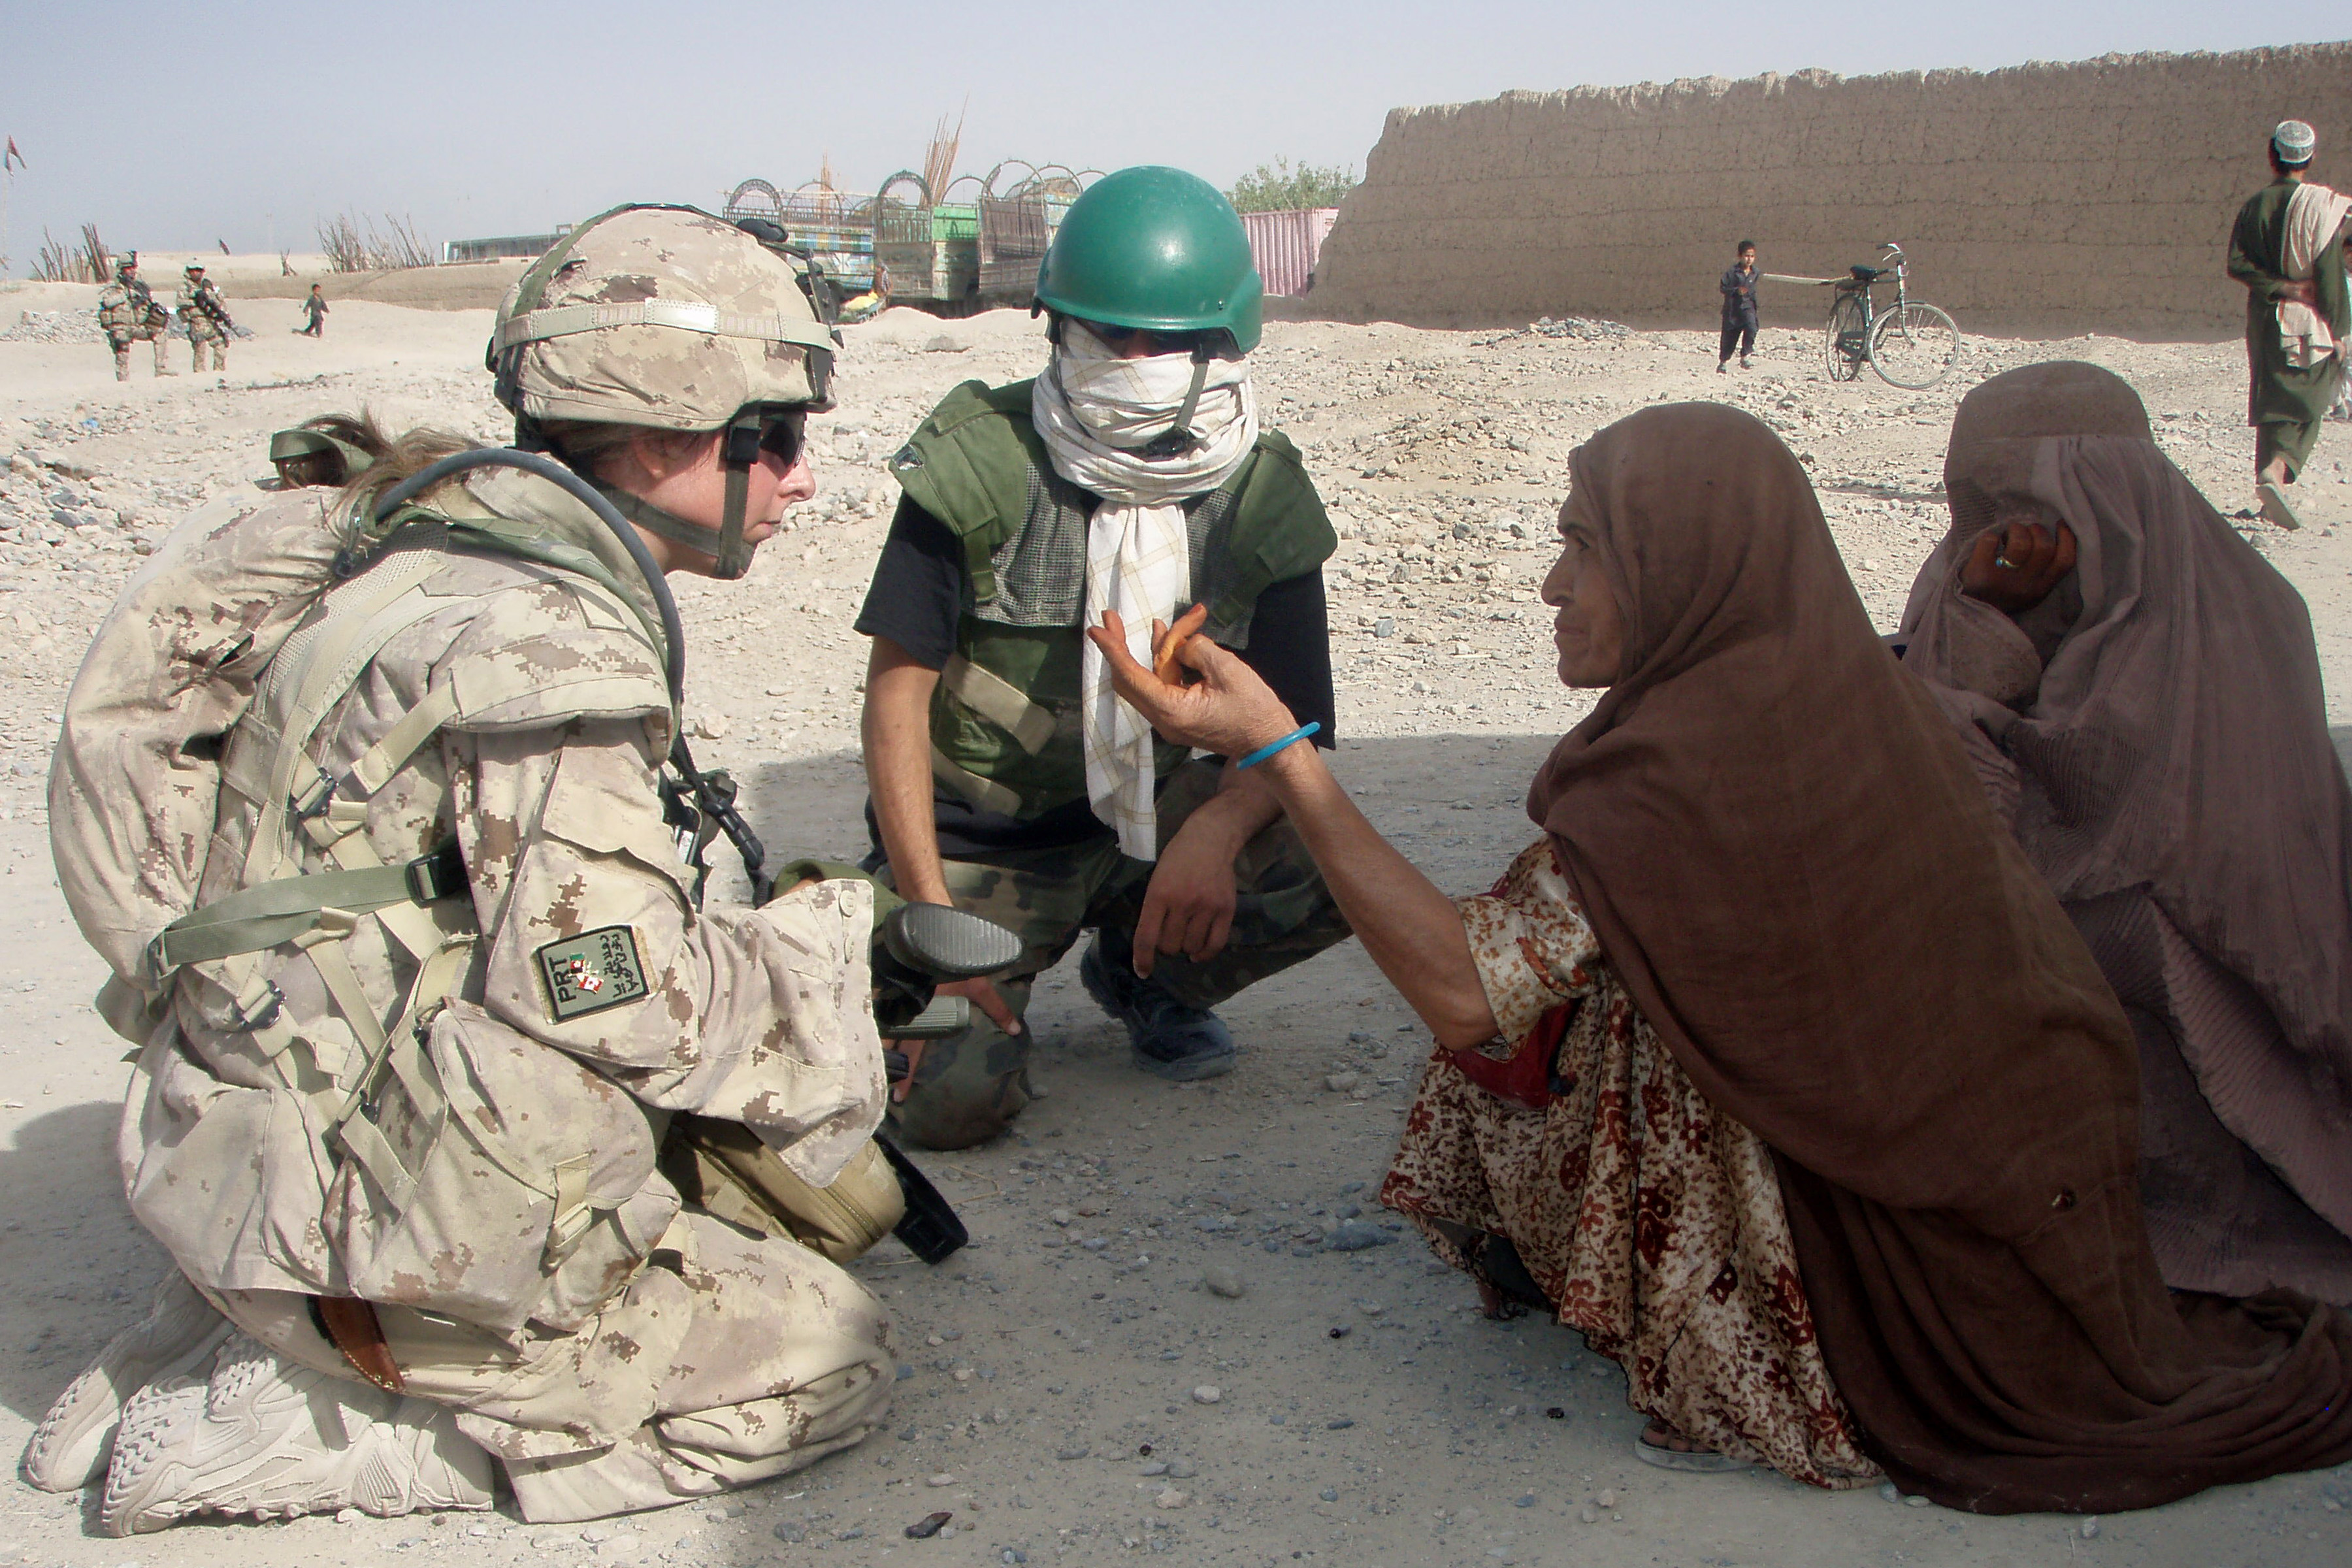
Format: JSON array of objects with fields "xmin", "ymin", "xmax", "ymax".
[
  {"xmin": 188, "ymin": 329, "xmax": 226, "ymax": 372},
  {"xmin": 876, "ymin": 759, "xmax": 1351, "ymax": 1150},
  {"xmin": 210, "ymin": 1209, "xmax": 894, "ymax": 1523},
  {"xmin": 108, "ymin": 331, "xmax": 169, "ymax": 380}
]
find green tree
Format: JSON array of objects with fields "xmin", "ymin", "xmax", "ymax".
[{"xmin": 1226, "ymin": 157, "xmax": 1358, "ymax": 214}]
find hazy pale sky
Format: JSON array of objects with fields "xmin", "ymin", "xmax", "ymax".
[{"xmin": 0, "ymin": 2, "xmax": 2334, "ymax": 274}]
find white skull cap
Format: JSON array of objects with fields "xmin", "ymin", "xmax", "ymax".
[{"xmin": 2273, "ymin": 120, "xmax": 2317, "ymax": 163}]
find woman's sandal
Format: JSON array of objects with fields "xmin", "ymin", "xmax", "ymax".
[{"xmin": 1633, "ymin": 1422, "xmax": 1756, "ymax": 1474}]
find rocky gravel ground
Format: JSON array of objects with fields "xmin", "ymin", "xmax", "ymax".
[{"xmin": 0, "ymin": 286, "xmax": 2346, "ymax": 1568}]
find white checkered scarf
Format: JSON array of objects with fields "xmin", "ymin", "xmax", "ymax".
[{"xmin": 1032, "ymin": 325, "xmax": 1258, "ymax": 859}]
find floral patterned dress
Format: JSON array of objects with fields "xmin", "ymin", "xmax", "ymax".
[{"xmin": 1380, "ymin": 838, "xmax": 1881, "ymax": 1488}]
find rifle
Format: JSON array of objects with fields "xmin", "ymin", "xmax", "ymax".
[
  {"xmin": 186, "ymin": 283, "xmax": 235, "ymax": 335},
  {"xmin": 123, "ymin": 279, "xmax": 169, "ymax": 333},
  {"xmin": 654, "ymin": 732, "xmax": 1013, "ymax": 1269}
]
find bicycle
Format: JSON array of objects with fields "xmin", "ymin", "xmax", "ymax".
[{"xmin": 1821, "ymin": 244, "xmax": 1961, "ymax": 389}]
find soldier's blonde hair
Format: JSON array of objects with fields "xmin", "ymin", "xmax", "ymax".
[{"xmin": 330, "ymin": 415, "xmax": 481, "ymax": 543}]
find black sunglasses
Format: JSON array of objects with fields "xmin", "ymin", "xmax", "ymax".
[
  {"xmin": 723, "ymin": 409, "xmax": 808, "ymax": 469},
  {"xmin": 1084, "ymin": 322, "xmax": 1217, "ymax": 355}
]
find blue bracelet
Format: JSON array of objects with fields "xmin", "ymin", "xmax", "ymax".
[{"xmin": 1234, "ymin": 722, "xmax": 1320, "ymax": 770}]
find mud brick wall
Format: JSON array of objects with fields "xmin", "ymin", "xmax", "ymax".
[{"xmin": 1308, "ymin": 43, "xmax": 2352, "ymax": 338}]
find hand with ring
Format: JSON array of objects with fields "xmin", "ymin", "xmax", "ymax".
[{"xmin": 1959, "ymin": 519, "xmax": 2076, "ymax": 615}]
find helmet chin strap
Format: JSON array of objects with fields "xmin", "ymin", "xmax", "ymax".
[
  {"xmin": 1138, "ymin": 346, "xmax": 1214, "ymax": 461},
  {"xmin": 591, "ymin": 482, "xmax": 733, "ymax": 564},
  {"xmin": 576, "ymin": 409, "xmax": 764, "ymax": 580},
  {"xmin": 713, "ymin": 410, "xmax": 762, "ymax": 580}
]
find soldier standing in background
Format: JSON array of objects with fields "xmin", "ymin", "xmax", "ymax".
[
  {"xmin": 177, "ymin": 263, "xmax": 231, "ymax": 372},
  {"xmin": 96, "ymin": 257, "xmax": 172, "ymax": 381}
]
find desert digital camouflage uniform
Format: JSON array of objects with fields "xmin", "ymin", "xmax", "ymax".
[
  {"xmin": 70, "ymin": 469, "xmax": 894, "ymax": 1520},
  {"xmin": 880, "ymin": 760, "xmax": 1348, "ymax": 1147},
  {"xmin": 97, "ymin": 270, "xmax": 170, "ymax": 380},
  {"xmin": 178, "ymin": 269, "xmax": 229, "ymax": 370}
]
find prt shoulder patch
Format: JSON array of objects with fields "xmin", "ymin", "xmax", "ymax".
[{"xmin": 535, "ymin": 925, "xmax": 650, "ymax": 1021}]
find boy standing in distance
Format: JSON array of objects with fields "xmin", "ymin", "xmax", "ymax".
[{"xmin": 1719, "ymin": 240, "xmax": 1759, "ymax": 372}]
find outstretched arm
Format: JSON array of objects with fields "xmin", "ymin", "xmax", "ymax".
[{"xmin": 1086, "ymin": 612, "xmax": 1497, "ymax": 1048}]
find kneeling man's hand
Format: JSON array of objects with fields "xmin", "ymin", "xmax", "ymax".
[{"xmin": 1135, "ymin": 817, "xmax": 1242, "ymax": 976}]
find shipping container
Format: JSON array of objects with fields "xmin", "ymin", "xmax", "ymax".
[
  {"xmin": 1241, "ymin": 208, "xmax": 1339, "ymax": 297},
  {"xmin": 444, "ymin": 229, "xmax": 567, "ymax": 264}
]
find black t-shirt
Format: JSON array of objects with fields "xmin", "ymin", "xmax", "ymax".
[{"xmin": 855, "ymin": 495, "xmax": 1337, "ymax": 857}]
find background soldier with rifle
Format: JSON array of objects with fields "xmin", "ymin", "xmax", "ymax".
[
  {"xmin": 176, "ymin": 261, "xmax": 232, "ymax": 372},
  {"xmin": 96, "ymin": 255, "xmax": 172, "ymax": 380}
]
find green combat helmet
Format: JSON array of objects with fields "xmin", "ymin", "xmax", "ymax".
[
  {"xmin": 1032, "ymin": 167, "xmax": 1263, "ymax": 455},
  {"xmin": 1033, "ymin": 165, "xmax": 1263, "ymax": 355},
  {"xmin": 485, "ymin": 204, "xmax": 838, "ymax": 578}
]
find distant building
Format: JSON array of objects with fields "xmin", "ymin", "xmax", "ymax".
[{"xmin": 442, "ymin": 226, "xmax": 570, "ymax": 264}]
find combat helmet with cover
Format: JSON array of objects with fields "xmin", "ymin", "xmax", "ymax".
[{"xmin": 487, "ymin": 204, "xmax": 839, "ymax": 579}]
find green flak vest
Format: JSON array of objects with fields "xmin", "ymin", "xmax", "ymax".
[{"xmin": 889, "ymin": 378, "xmax": 1334, "ymax": 823}]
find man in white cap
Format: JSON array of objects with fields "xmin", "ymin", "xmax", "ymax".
[{"xmin": 2229, "ymin": 118, "xmax": 2350, "ymax": 528}]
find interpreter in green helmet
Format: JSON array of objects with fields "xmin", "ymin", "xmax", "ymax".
[{"xmin": 855, "ymin": 165, "xmax": 1351, "ymax": 1150}]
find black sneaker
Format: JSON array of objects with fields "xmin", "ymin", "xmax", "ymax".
[{"xmin": 1079, "ymin": 938, "xmax": 1235, "ymax": 1081}]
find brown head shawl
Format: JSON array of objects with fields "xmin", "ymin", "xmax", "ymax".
[
  {"xmin": 1529, "ymin": 403, "xmax": 2352, "ymax": 1513},
  {"xmin": 1899, "ymin": 363, "xmax": 2352, "ymax": 1298}
]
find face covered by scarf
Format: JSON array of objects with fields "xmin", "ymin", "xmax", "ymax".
[{"xmin": 1032, "ymin": 324, "xmax": 1258, "ymax": 858}]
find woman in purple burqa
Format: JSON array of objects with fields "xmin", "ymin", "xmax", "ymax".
[{"xmin": 1899, "ymin": 360, "xmax": 2352, "ymax": 1304}]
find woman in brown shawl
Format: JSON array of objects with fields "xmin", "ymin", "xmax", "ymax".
[
  {"xmin": 1899, "ymin": 361, "xmax": 2352, "ymax": 1307},
  {"xmin": 1088, "ymin": 402, "xmax": 2352, "ymax": 1513}
]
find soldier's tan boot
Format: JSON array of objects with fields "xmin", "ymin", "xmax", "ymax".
[
  {"xmin": 21, "ymin": 1269, "xmax": 233, "ymax": 1491},
  {"xmin": 99, "ymin": 1333, "xmax": 494, "ymax": 1536}
]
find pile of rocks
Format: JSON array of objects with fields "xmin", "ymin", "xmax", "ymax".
[
  {"xmin": 1473, "ymin": 316, "xmax": 1632, "ymax": 347},
  {"xmin": 2, "ymin": 310, "xmax": 102, "ymax": 345},
  {"xmin": 0, "ymin": 448, "xmax": 153, "ymax": 560}
]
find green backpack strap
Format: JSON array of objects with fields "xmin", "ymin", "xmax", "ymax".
[{"xmin": 150, "ymin": 843, "xmax": 466, "ymax": 970}]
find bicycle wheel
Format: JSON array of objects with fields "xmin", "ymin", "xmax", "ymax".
[
  {"xmin": 1823, "ymin": 292, "xmax": 1869, "ymax": 382},
  {"xmin": 1867, "ymin": 302, "xmax": 1960, "ymax": 389}
]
